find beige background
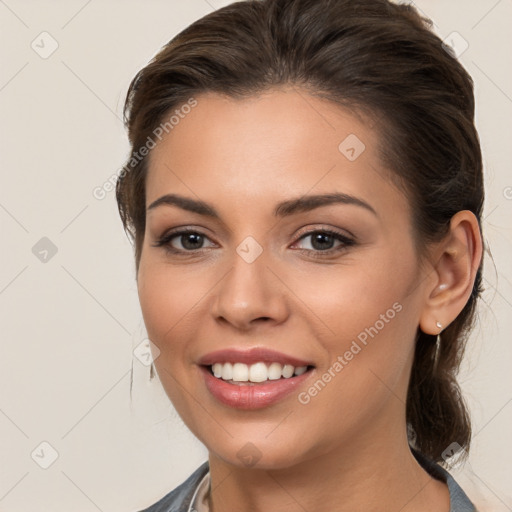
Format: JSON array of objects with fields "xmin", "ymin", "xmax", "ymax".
[{"xmin": 1, "ymin": 0, "xmax": 511, "ymax": 510}]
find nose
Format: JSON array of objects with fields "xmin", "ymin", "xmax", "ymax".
[{"xmin": 211, "ymin": 251, "xmax": 289, "ymax": 331}]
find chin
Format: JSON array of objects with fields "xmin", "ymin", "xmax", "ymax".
[{"xmin": 203, "ymin": 430, "xmax": 321, "ymax": 471}]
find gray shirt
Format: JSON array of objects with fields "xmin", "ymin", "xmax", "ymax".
[{"xmin": 138, "ymin": 452, "xmax": 476, "ymax": 512}]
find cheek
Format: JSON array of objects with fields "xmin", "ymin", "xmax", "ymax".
[
  {"xmin": 137, "ymin": 259, "xmax": 204, "ymax": 360},
  {"xmin": 136, "ymin": 261, "xmax": 205, "ymax": 416},
  {"xmin": 298, "ymin": 247, "xmax": 417, "ymax": 379},
  {"xmin": 295, "ymin": 249, "xmax": 415, "ymax": 340}
]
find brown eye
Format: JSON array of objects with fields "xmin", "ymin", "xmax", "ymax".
[
  {"xmin": 175, "ymin": 232, "xmax": 205, "ymax": 250},
  {"xmin": 304, "ymin": 232, "xmax": 337, "ymax": 250},
  {"xmin": 294, "ymin": 229, "xmax": 354, "ymax": 253},
  {"xmin": 152, "ymin": 229, "xmax": 216, "ymax": 254}
]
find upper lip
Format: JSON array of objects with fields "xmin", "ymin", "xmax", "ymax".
[{"xmin": 198, "ymin": 347, "xmax": 314, "ymax": 367}]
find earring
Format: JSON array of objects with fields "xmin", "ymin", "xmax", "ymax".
[
  {"xmin": 436, "ymin": 321, "xmax": 443, "ymax": 331},
  {"xmin": 433, "ymin": 332, "xmax": 441, "ymax": 371}
]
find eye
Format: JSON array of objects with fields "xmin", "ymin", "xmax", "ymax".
[
  {"xmin": 152, "ymin": 227, "xmax": 355, "ymax": 257},
  {"xmin": 292, "ymin": 229, "xmax": 355, "ymax": 254},
  {"xmin": 152, "ymin": 229, "xmax": 216, "ymax": 254}
]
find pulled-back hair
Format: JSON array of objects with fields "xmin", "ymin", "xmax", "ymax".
[{"xmin": 116, "ymin": 0, "xmax": 484, "ymax": 463}]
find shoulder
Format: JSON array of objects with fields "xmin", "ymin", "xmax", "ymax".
[
  {"xmin": 136, "ymin": 461, "xmax": 210, "ymax": 512},
  {"xmin": 412, "ymin": 450, "xmax": 477, "ymax": 512}
]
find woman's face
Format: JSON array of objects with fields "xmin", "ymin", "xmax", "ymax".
[{"xmin": 137, "ymin": 88, "xmax": 432, "ymax": 469}]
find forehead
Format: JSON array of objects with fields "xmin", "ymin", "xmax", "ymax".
[{"xmin": 145, "ymin": 88, "xmax": 406, "ymax": 219}]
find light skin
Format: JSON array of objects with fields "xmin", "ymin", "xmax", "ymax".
[{"xmin": 137, "ymin": 87, "xmax": 482, "ymax": 512}]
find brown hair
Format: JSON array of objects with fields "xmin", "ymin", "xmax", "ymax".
[{"xmin": 116, "ymin": 0, "xmax": 484, "ymax": 463}]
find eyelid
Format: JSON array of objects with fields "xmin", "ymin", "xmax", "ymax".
[{"xmin": 293, "ymin": 224, "xmax": 356, "ymax": 242}]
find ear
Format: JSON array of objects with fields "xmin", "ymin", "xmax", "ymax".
[{"xmin": 418, "ymin": 210, "xmax": 483, "ymax": 335}]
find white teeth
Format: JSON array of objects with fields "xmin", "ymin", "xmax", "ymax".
[
  {"xmin": 294, "ymin": 366, "xmax": 307, "ymax": 376},
  {"xmin": 249, "ymin": 362, "xmax": 268, "ymax": 383},
  {"xmin": 210, "ymin": 362, "xmax": 310, "ymax": 383},
  {"xmin": 221, "ymin": 362, "xmax": 233, "ymax": 380},
  {"xmin": 282, "ymin": 364, "xmax": 294, "ymax": 378},
  {"xmin": 212, "ymin": 363, "xmax": 223, "ymax": 378},
  {"xmin": 232, "ymin": 362, "xmax": 249, "ymax": 382},
  {"xmin": 268, "ymin": 362, "xmax": 283, "ymax": 380}
]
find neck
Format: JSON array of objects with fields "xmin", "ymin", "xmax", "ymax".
[{"xmin": 207, "ymin": 425, "xmax": 450, "ymax": 512}]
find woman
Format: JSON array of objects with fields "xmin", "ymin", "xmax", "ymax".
[{"xmin": 116, "ymin": 0, "xmax": 484, "ymax": 510}]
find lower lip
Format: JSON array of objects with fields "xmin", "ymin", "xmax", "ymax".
[{"xmin": 200, "ymin": 365, "xmax": 313, "ymax": 410}]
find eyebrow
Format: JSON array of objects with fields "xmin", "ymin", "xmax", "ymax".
[{"xmin": 146, "ymin": 192, "xmax": 378, "ymax": 218}]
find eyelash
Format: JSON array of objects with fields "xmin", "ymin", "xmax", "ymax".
[{"xmin": 152, "ymin": 227, "xmax": 356, "ymax": 259}]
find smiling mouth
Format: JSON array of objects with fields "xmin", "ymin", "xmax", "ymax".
[{"xmin": 206, "ymin": 362, "xmax": 315, "ymax": 385}]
